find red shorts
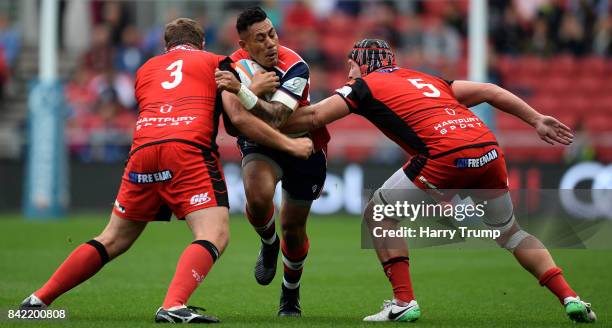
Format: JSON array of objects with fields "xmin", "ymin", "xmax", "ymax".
[
  {"xmin": 403, "ymin": 144, "xmax": 508, "ymax": 200},
  {"xmin": 113, "ymin": 141, "xmax": 228, "ymax": 221}
]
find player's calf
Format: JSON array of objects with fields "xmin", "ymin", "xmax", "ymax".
[
  {"xmin": 495, "ymin": 219, "xmax": 596, "ymax": 323},
  {"xmin": 277, "ymin": 238, "xmax": 308, "ymax": 317},
  {"xmin": 161, "ymin": 207, "xmax": 228, "ymax": 313},
  {"xmin": 242, "ymin": 158, "xmax": 279, "ymax": 242},
  {"xmin": 24, "ymin": 239, "xmax": 110, "ymax": 306},
  {"xmin": 243, "ymin": 175, "xmax": 277, "ymax": 244},
  {"xmin": 22, "ymin": 214, "xmax": 145, "ymax": 307},
  {"xmin": 248, "ymin": 205, "xmax": 279, "ymax": 285}
]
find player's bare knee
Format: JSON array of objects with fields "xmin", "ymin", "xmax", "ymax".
[
  {"xmin": 364, "ymin": 196, "xmax": 401, "ymax": 230},
  {"xmin": 245, "ymin": 190, "xmax": 275, "ymax": 217},
  {"xmin": 187, "ymin": 207, "xmax": 229, "ymax": 249},
  {"xmin": 243, "ymin": 174, "xmax": 276, "ymax": 213},
  {"xmin": 191, "ymin": 225, "xmax": 230, "ymax": 254}
]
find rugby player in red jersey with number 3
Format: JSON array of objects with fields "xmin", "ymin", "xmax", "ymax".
[
  {"xmin": 20, "ymin": 18, "xmax": 313, "ymax": 324},
  {"xmin": 219, "ymin": 38, "xmax": 596, "ymax": 323}
]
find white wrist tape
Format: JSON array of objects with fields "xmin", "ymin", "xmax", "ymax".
[{"xmin": 236, "ymin": 84, "xmax": 258, "ymax": 111}]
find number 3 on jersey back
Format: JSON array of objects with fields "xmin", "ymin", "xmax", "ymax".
[
  {"xmin": 162, "ymin": 59, "xmax": 183, "ymax": 89},
  {"xmin": 408, "ymin": 78, "xmax": 440, "ymax": 98}
]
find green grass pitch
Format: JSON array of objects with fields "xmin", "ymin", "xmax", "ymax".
[{"xmin": 0, "ymin": 213, "xmax": 609, "ymax": 327}]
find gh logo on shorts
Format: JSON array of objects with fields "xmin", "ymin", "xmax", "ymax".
[{"xmin": 190, "ymin": 193, "xmax": 211, "ymax": 206}]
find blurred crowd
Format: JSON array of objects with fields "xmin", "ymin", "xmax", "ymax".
[
  {"xmin": 0, "ymin": 12, "xmax": 21, "ymax": 108},
  {"xmin": 1, "ymin": 0, "xmax": 610, "ymax": 162}
]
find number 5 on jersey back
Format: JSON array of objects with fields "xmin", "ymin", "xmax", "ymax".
[{"xmin": 408, "ymin": 78, "xmax": 441, "ymax": 98}]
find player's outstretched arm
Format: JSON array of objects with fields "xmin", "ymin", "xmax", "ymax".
[
  {"xmin": 216, "ymin": 69, "xmax": 292, "ymax": 128},
  {"xmin": 281, "ymin": 95, "xmax": 351, "ymax": 134},
  {"xmin": 451, "ymin": 80, "xmax": 574, "ymax": 145},
  {"xmin": 221, "ymin": 91, "xmax": 313, "ymax": 159}
]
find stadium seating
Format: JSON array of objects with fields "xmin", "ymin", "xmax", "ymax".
[{"xmin": 499, "ymin": 55, "xmax": 612, "ymax": 163}]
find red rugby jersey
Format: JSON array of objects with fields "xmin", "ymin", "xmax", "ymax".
[
  {"xmin": 230, "ymin": 46, "xmax": 330, "ymax": 151},
  {"xmin": 336, "ymin": 67, "xmax": 498, "ymax": 158},
  {"xmin": 132, "ymin": 45, "xmax": 226, "ymax": 152}
]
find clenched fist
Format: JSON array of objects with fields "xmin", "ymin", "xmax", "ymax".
[
  {"xmin": 215, "ymin": 68, "xmax": 241, "ymax": 94},
  {"xmin": 251, "ymin": 71, "xmax": 280, "ymax": 96},
  {"xmin": 288, "ymin": 137, "xmax": 314, "ymax": 159}
]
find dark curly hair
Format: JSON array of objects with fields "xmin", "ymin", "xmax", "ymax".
[{"xmin": 236, "ymin": 6, "xmax": 268, "ymax": 34}]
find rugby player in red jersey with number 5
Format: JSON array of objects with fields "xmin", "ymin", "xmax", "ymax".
[
  {"xmin": 20, "ymin": 18, "xmax": 312, "ymax": 324},
  {"xmin": 219, "ymin": 38, "xmax": 595, "ymax": 323}
]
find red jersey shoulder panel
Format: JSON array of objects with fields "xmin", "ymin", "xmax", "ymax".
[
  {"xmin": 349, "ymin": 68, "xmax": 498, "ymax": 157},
  {"xmin": 229, "ymin": 48, "xmax": 248, "ymax": 62}
]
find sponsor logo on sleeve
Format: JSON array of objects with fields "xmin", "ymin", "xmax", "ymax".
[
  {"xmin": 282, "ymin": 77, "xmax": 307, "ymax": 96},
  {"xmin": 335, "ymin": 86, "xmax": 353, "ymax": 98}
]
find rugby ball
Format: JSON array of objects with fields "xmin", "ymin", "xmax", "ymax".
[{"xmin": 233, "ymin": 59, "xmax": 264, "ymax": 88}]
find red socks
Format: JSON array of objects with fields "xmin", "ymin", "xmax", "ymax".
[
  {"xmin": 246, "ymin": 205, "xmax": 276, "ymax": 241},
  {"xmin": 162, "ymin": 240, "xmax": 219, "ymax": 309},
  {"xmin": 34, "ymin": 239, "xmax": 220, "ymax": 309},
  {"xmin": 539, "ymin": 267, "xmax": 577, "ymax": 303},
  {"xmin": 382, "ymin": 257, "xmax": 415, "ymax": 303},
  {"xmin": 281, "ymin": 238, "xmax": 309, "ymax": 289},
  {"xmin": 34, "ymin": 240, "xmax": 109, "ymax": 305}
]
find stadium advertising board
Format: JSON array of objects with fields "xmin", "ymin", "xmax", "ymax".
[{"xmin": 3, "ymin": 160, "xmax": 612, "ymax": 225}]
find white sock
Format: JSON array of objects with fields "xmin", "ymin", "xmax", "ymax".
[
  {"xmin": 166, "ymin": 305, "xmax": 187, "ymax": 311},
  {"xmin": 563, "ymin": 296, "xmax": 580, "ymax": 305},
  {"xmin": 262, "ymin": 233, "xmax": 277, "ymax": 245},
  {"xmin": 283, "ymin": 277, "xmax": 300, "ymax": 290}
]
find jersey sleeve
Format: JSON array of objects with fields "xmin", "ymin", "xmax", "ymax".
[
  {"xmin": 218, "ymin": 56, "xmax": 240, "ymax": 80},
  {"xmin": 229, "ymin": 49, "xmax": 247, "ymax": 62},
  {"xmin": 270, "ymin": 62, "xmax": 309, "ymax": 111},
  {"xmin": 217, "ymin": 56, "xmax": 242, "ymax": 137},
  {"xmin": 432, "ymin": 73, "xmax": 454, "ymax": 86},
  {"xmin": 333, "ymin": 78, "xmax": 372, "ymax": 114}
]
